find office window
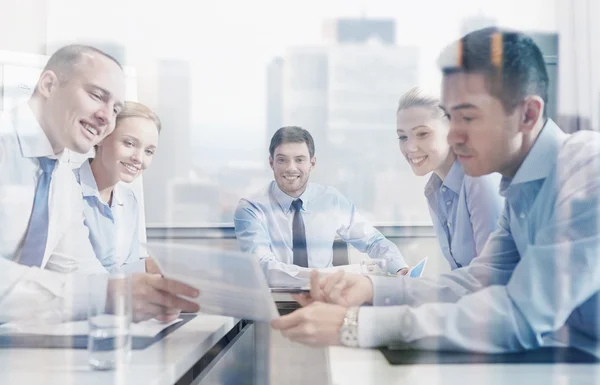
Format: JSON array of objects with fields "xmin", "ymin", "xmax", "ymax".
[{"xmin": 4, "ymin": 0, "xmax": 598, "ymax": 228}]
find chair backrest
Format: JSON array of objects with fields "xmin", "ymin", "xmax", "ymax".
[{"xmin": 332, "ymin": 238, "xmax": 349, "ymax": 266}]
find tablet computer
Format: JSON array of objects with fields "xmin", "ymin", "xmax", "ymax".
[
  {"xmin": 146, "ymin": 242, "xmax": 279, "ymax": 322},
  {"xmin": 270, "ymin": 287, "xmax": 310, "ymax": 294},
  {"xmin": 408, "ymin": 256, "xmax": 428, "ymax": 278}
]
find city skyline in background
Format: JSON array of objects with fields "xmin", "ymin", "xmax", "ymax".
[
  {"xmin": 6, "ymin": 0, "xmax": 575, "ymax": 227},
  {"xmin": 142, "ymin": 11, "xmax": 561, "ymax": 226}
]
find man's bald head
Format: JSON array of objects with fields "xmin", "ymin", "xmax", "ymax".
[{"xmin": 43, "ymin": 45, "xmax": 123, "ymax": 83}]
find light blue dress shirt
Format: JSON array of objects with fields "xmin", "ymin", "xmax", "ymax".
[
  {"xmin": 360, "ymin": 119, "xmax": 600, "ymax": 352},
  {"xmin": 74, "ymin": 160, "xmax": 144, "ymax": 273},
  {"xmin": 234, "ymin": 181, "xmax": 408, "ymax": 285},
  {"xmin": 425, "ymin": 160, "xmax": 503, "ymax": 269}
]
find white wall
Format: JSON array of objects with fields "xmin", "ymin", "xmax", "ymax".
[{"xmin": 0, "ymin": 0, "xmax": 46, "ymax": 54}]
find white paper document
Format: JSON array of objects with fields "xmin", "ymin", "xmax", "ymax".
[
  {"xmin": 0, "ymin": 318, "xmax": 182, "ymax": 337},
  {"xmin": 146, "ymin": 242, "xmax": 279, "ymax": 322}
]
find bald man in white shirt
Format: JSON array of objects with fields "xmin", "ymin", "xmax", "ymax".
[{"xmin": 0, "ymin": 45, "xmax": 199, "ymax": 323}]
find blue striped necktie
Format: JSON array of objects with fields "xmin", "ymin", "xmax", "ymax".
[{"xmin": 19, "ymin": 157, "xmax": 57, "ymax": 267}]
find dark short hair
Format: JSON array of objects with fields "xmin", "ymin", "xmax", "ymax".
[
  {"xmin": 437, "ymin": 27, "xmax": 549, "ymax": 117},
  {"xmin": 43, "ymin": 44, "xmax": 123, "ymax": 83},
  {"xmin": 269, "ymin": 126, "xmax": 315, "ymax": 158}
]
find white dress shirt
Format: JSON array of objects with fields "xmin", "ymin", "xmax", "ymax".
[
  {"xmin": 0, "ymin": 259, "xmax": 106, "ymax": 324},
  {"xmin": 234, "ymin": 181, "xmax": 408, "ymax": 286},
  {"xmin": 0, "ymin": 103, "xmax": 109, "ymax": 322},
  {"xmin": 0, "ymin": 103, "xmax": 105, "ymax": 273}
]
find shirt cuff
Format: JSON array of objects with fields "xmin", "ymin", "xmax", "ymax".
[
  {"xmin": 358, "ymin": 306, "xmax": 407, "ymax": 348},
  {"xmin": 368, "ymin": 275, "xmax": 406, "ymax": 306},
  {"xmin": 387, "ymin": 259, "xmax": 408, "ymax": 275}
]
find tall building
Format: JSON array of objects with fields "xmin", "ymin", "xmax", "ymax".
[
  {"xmin": 281, "ymin": 46, "xmax": 329, "ymax": 149},
  {"xmin": 327, "ymin": 42, "xmax": 418, "ymax": 132},
  {"xmin": 142, "ymin": 59, "xmax": 192, "ymax": 225},
  {"xmin": 265, "ymin": 57, "xmax": 284, "ymax": 143},
  {"xmin": 267, "ymin": 18, "xmax": 424, "ymax": 220},
  {"xmin": 528, "ymin": 32, "xmax": 559, "ymax": 121},
  {"xmin": 460, "ymin": 13, "xmax": 497, "ymax": 35},
  {"xmin": 323, "ymin": 18, "xmax": 395, "ymax": 44}
]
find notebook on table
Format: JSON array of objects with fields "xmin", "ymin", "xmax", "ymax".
[
  {"xmin": 0, "ymin": 314, "xmax": 196, "ymax": 350},
  {"xmin": 379, "ymin": 346, "xmax": 600, "ymax": 365}
]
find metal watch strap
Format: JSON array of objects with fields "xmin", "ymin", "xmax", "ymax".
[{"xmin": 340, "ymin": 306, "xmax": 360, "ymax": 348}]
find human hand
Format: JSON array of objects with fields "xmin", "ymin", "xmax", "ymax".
[
  {"xmin": 145, "ymin": 257, "xmax": 162, "ymax": 275},
  {"xmin": 271, "ymin": 301, "xmax": 347, "ymax": 347},
  {"xmin": 125, "ymin": 273, "xmax": 200, "ymax": 322},
  {"xmin": 293, "ymin": 270, "xmax": 374, "ymax": 308}
]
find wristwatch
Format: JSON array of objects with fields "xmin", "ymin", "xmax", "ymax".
[{"xmin": 339, "ymin": 306, "xmax": 360, "ymax": 347}]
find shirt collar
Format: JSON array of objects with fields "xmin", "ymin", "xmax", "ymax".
[
  {"xmin": 13, "ymin": 103, "xmax": 59, "ymax": 160},
  {"xmin": 79, "ymin": 159, "xmax": 124, "ymax": 206},
  {"xmin": 500, "ymin": 119, "xmax": 568, "ymax": 194},
  {"xmin": 442, "ymin": 160, "xmax": 464, "ymax": 193},
  {"xmin": 271, "ymin": 180, "xmax": 313, "ymax": 213},
  {"xmin": 424, "ymin": 160, "xmax": 464, "ymax": 196}
]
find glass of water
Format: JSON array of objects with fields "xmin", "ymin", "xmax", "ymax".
[
  {"xmin": 360, "ymin": 258, "xmax": 389, "ymax": 276},
  {"xmin": 88, "ymin": 274, "xmax": 132, "ymax": 370}
]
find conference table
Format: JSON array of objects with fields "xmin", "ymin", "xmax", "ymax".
[{"xmin": 1, "ymin": 307, "xmax": 599, "ymax": 385}]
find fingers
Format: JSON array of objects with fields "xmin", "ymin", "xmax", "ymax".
[
  {"xmin": 279, "ymin": 323, "xmax": 321, "ymax": 346},
  {"xmin": 156, "ymin": 312, "xmax": 181, "ymax": 323},
  {"xmin": 323, "ymin": 271, "xmax": 345, "ymax": 297},
  {"xmin": 131, "ymin": 301, "xmax": 168, "ymax": 323},
  {"xmin": 147, "ymin": 285, "xmax": 200, "ymax": 313},
  {"xmin": 397, "ymin": 267, "xmax": 409, "ymax": 276},
  {"xmin": 292, "ymin": 293, "xmax": 312, "ymax": 307},
  {"xmin": 145, "ymin": 257, "xmax": 162, "ymax": 275},
  {"xmin": 147, "ymin": 275, "xmax": 200, "ymax": 299},
  {"xmin": 132, "ymin": 274, "xmax": 201, "ymax": 319},
  {"xmin": 310, "ymin": 270, "xmax": 324, "ymax": 302},
  {"xmin": 271, "ymin": 309, "xmax": 304, "ymax": 330},
  {"xmin": 325, "ymin": 280, "xmax": 347, "ymax": 305}
]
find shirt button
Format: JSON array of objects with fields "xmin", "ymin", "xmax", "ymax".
[
  {"xmin": 441, "ymin": 187, "xmax": 447, "ymax": 192},
  {"xmin": 519, "ymin": 212, "xmax": 525, "ymax": 219},
  {"xmin": 446, "ymin": 201, "xmax": 451, "ymax": 205},
  {"xmin": 384, "ymin": 298, "xmax": 391, "ymax": 305},
  {"xmin": 447, "ymin": 222, "xmax": 452, "ymax": 228}
]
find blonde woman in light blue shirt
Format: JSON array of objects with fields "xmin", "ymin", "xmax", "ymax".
[
  {"xmin": 74, "ymin": 101, "xmax": 161, "ymax": 273},
  {"xmin": 396, "ymin": 87, "xmax": 504, "ymax": 269}
]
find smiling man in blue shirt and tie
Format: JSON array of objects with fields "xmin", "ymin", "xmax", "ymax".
[
  {"xmin": 234, "ymin": 126, "xmax": 409, "ymax": 286},
  {"xmin": 272, "ymin": 27, "xmax": 600, "ymax": 353}
]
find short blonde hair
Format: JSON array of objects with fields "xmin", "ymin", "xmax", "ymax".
[
  {"xmin": 117, "ymin": 101, "xmax": 162, "ymax": 133},
  {"xmin": 397, "ymin": 87, "xmax": 446, "ymax": 121}
]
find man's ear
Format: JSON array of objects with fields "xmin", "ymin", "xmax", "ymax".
[
  {"xmin": 269, "ymin": 156, "xmax": 274, "ymax": 170},
  {"xmin": 36, "ymin": 70, "xmax": 60, "ymax": 98},
  {"xmin": 520, "ymin": 96, "xmax": 544, "ymax": 133},
  {"xmin": 310, "ymin": 157, "xmax": 317, "ymax": 169}
]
